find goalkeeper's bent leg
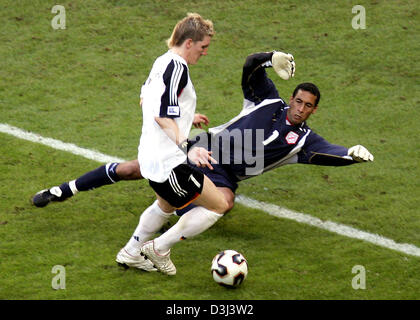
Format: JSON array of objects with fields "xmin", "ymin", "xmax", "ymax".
[
  {"xmin": 57, "ymin": 162, "xmax": 123, "ymax": 199},
  {"xmin": 32, "ymin": 160, "xmax": 144, "ymax": 207}
]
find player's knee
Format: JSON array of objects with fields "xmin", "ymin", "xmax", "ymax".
[
  {"xmin": 219, "ymin": 188, "xmax": 235, "ymax": 214},
  {"xmin": 218, "ymin": 195, "xmax": 235, "ymax": 214},
  {"xmin": 209, "ymin": 191, "xmax": 234, "ymax": 214},
  {"xmin": 213, "ymin": 198, "xmax": 230, "ymax": 215},
  {"xmin": 225, "ymin": 196, "xmax": 235, "ymax": 213}
]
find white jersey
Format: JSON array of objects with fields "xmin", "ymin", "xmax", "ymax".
[{"xmin": 138, "ymin": 50, "xmax": 196, "ymax": 183}]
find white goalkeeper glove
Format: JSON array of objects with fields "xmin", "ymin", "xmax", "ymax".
[
  {"xmin": 348, "ymin": 145, "xmax": 374, "ymax": 162},
  {"xmin": 272, "ymin": 51, "xmax": 295, "ymax": 80}
]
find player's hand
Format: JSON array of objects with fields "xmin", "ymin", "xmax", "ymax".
[
  {"xmin": 187, "ymin": 147, "xmax": 217, "ymax": 170},
  {"xmin": 193, "ymin": 113, "xmax": 209, "ymax": 129},
  {"xmin": 272, "ymin": 51, "xmax": 295, "ymax": 80},
  {"xmin": 348, "ymin": 145, "xmax": 374, "ymax": 162}
]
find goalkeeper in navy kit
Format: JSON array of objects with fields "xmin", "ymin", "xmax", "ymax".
[{"xmin": 189, "ymin": 51, "xmax": 373, "ymax": 204}]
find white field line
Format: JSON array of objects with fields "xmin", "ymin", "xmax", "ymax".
[
  {"xmin": 235, "ymin": 195, "xmax": 420, "ymax": 257},
  {"xmin": 2, "ymin": 123, "xmax": 420, "ymax": 258},
  {"xmin": 0, "ymin": 123, "xmax": 125, "ymax": 163}
]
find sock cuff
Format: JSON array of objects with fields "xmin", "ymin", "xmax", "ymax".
[
  {"xmin": 203, "ymin": 208, "xmax": 223, "ymax": 223},
  {"xmin": 69, "ymin": 180, "xmax": 79, "ymax": 195},
  {"xmin": 105, "ymin": 163, "xmax": 121, "ymax": 183},
  {"xmin": 187, "ymin": 206, "xmax": 223, "ymax": 223},
  {"xmin": 153, "ymin": 200, "xmax": 173, "ymax": 219}
]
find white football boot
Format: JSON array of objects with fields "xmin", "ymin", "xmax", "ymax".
[
  {"xmin": 140, "ymin": 241, "xmax": 176, "ymax": 275},
  {"xmin": 116, "ymin": 248, "xmax": 157, "ymax": 272}
]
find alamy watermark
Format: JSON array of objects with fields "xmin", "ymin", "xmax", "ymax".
[
  {"xmin": 352, "ymin": 5, "xmax": 366, "ymax": 30},
  {"xmin": 51, "ymin": 5, "xmax": 66, "ymax": 30},
  {"xmin": 188, "ymin": 129, "xmax": 266, "ymax": 177},
  {"xmin": 351, "ymin": 265, "xmax": 366, "ymax": 290},
  {"xmin": 51, "ymin": 265, "xmax": 66, "ymax": 290}
]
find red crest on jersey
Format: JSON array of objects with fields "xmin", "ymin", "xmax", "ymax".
[{"xmin": 285, "ymin": 131, "xmax": 299, "ymax": 144}]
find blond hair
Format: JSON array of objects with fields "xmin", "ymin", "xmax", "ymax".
[{"xmin": 167, "ymin": 13, "xmax": 215, "ymax": 48}]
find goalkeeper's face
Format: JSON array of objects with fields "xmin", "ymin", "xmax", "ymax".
[{"xmin": 287, "ymin": 90, "xmax": 318, "ymax": 125}]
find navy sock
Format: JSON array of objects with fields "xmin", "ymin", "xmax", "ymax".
[
  {"xmin": 74, "ymin": 163, "xmax": 121, "ymax": 191},
  {"xmin": 56, "ymin": 164, "xmax": 120, "ymax": 199},
  {"xmin": 58, "ymin": 182, "xmax": 73, "ymax": 199}
]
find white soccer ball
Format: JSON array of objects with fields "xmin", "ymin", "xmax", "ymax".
[{"xmin": 211, "ymin": 250, "xmax": 248, "ymax": 288}]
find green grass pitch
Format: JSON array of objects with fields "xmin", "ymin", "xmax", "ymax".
[{"xmin": 0, "ymin": 0, "xmax": 419, "ymax": 300}]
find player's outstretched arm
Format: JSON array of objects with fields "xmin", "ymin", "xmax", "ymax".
[
  {"xmin": 241, "ymin": 50, "xmax": 296, "ymax": 104},
  {"xmin": 298, "ymin": 133, "xmax": 374, "ymax": 166}
]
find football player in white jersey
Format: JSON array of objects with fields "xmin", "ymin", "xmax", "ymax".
[{"xmin": 121, "ymin": 13, "xmax": 229, "ymax": 275}]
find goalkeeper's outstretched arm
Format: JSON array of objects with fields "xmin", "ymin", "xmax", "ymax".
[
  {"xmin": 241, "ymin": 51, "xmax": 294, "ymax": 104},
  {"xmin": 299, "ymin": 132, "xmax": 374, "ymax": 166}
]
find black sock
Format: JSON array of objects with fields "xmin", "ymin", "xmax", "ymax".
[
  {"xmin": 58, "ymin": 182, "xmax": 73, "ymax": 199},
  {"xmin": 75, "ymin": 163, "xmax": 121, "ymax": 191},
  {"xmin": 57, "ymin": 163, "xmax": 121, "ymax": 199}
]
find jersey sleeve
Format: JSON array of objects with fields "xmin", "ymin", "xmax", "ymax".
[
  {"xmin": 241, "ymin": 52, "xmax": 280, "ymax": 104},
  {"xmin": 298, "ymin": 132, "xmax": 356, "ymax": 166},
  {"xmin": 159, "ymin": 60, "xmax": 188, "ymax": 118}
]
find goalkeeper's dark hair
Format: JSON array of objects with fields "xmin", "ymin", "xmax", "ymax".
[{"xmin": 293, "ymin": 83, "xmax": 321, "ymax": 106}]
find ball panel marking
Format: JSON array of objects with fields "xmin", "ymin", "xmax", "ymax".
[{"xmin": 211, "ymin": 250, "xmax": 248, "ymax": 288}]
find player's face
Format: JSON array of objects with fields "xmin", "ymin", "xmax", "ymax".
[
  {"xmin": 287, "ymin": 90, "xmax": 318, "ymax": 125},
  {"xmin": 187, "ymin": 35, "xmax": 211, "ymax": 65}
]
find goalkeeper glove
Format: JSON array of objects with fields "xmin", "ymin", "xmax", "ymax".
[
  {"xmin": 348, "ymin": 145, "xmax": 374, "ymax": 162},
  {"xmin": 272, "ymin": 51, "xmax": 295, "ymax": 80}
]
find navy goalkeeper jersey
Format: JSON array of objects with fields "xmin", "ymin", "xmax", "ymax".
[{"xmin": 192, "ymin": 52, "xmax": 356, "ymax": 181}]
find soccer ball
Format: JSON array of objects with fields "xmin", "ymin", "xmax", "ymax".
[{"xmin": 211, "ymin": 250, "xmax": 248, "ymax": 288}]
